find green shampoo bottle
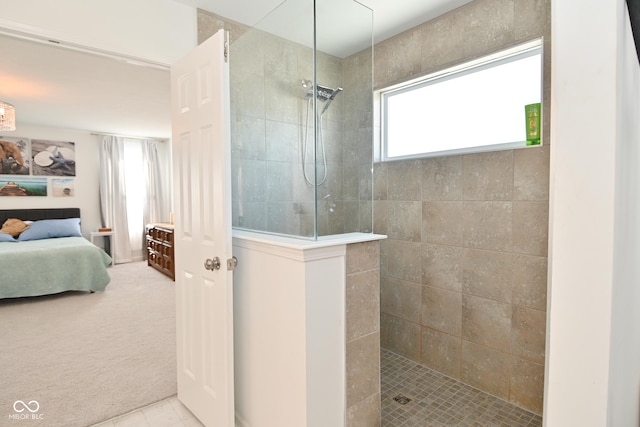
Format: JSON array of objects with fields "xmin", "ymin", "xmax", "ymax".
[{"xmin": 525, "ymin": 103, "xmax": 541, "ymax": 145}]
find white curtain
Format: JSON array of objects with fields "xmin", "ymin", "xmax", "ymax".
[
  {"xmin": 142, "ymin": 139, "xmax": 165, "ymax": 226},
  {"xmin": 99, "ymin": 135, "xmax": 132, "ymax": 264}
]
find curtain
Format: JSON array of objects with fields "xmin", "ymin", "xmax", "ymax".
[
  {"xmin": 142, "ymin": 139, "xmax": 166, "ymax": 227},
  {"xmin": 99, "ymin": 135, "xmax": 132, "ymax": 264}
]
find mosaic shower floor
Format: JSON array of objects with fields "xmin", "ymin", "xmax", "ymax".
[{"xmin": 381, "ymin": 349, "xmax": 543, "ymax": 427}]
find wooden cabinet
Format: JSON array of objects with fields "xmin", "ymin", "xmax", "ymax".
[{"xmin": 146, "ymin": 223, "xmax": 175, "ymax": 280}]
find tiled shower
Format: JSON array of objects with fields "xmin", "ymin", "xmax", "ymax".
[
  {"xmin": 199, "ymin": 0, "xmax": 551, "ymax": 422},
  {"xmin": 374, "ymin": 0, "xmax": 551, "ymax": 416}
]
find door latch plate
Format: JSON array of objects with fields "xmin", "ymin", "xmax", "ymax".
[{"xmin": 227, "ymin": 256, "xmax": 238, "ymax": 271}]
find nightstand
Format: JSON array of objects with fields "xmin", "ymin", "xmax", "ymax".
[{"xmin": 91, "ymin": 231, "xmax": 115, "ymax": 266}]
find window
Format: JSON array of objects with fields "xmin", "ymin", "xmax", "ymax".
[{"xmin": 379, "ymin": 38, "xmax": 542, "ymax": 160}]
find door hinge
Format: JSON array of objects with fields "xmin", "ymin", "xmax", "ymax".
[
  {"xmin": 224, "ymin": 31, "xmax": 229, "ymax": 63},
  {"xmin": 226, "ymin": 256, "xmax": 238, "ymax": 271}
]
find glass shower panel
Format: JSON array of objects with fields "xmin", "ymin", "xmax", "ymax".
[
  {"xmin": 315, "ymin": 0, "xmax": 373, "ymax": 236},
  {"xmin": 230, "ymin": 0, "xmax": 373, "ymax": 239}
]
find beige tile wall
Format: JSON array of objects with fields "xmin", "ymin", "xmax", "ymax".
[
  {"xmin": 378, "ymin": 149, "xmax": 549, "ymax": 415},
  {"xmin": 346, "ymin": 241, "xmax": 381, "ymax": 427},
  {"xmin": 375, "ymin": 0, "xmax": 550, "ymax": 415}
]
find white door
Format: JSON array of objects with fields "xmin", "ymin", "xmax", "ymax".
[{"xmin": 170, "ymin": 29, "xmax": 234, "ymax": 427}]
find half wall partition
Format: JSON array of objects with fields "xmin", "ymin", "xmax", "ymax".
[{"xmin": 229, "ymin": 0, "xmax": 373, "ymax": 239}]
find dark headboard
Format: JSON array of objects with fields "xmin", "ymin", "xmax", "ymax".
[{"xmin": 0, "ymin": 208, "xmax": 81, "ymax": 225}]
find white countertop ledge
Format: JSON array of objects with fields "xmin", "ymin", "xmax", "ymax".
[{"xmin": 232, "ymin": 230, "xmax": 387, "ymax": 261}]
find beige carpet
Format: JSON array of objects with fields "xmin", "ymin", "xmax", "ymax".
[{"xmin": 0, "ymin": 261, "xmax": 177, "ymax": 427}]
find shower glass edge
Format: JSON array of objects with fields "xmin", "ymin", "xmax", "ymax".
[{"xmin": 229, "ymin": 0, "xmax": 373, "ymax": 240}]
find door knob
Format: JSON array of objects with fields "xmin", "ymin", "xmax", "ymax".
[{"xmin": 204, "ymin": 257, "xmax": 221, "ymax": 271}]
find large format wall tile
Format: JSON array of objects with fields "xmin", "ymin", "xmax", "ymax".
[
  {"xmin": 511, "ymin": 306, "xmax": 546, "ymax": 364},
  {"xmin": 514, "ymin": 0, "xmax": 551, "ymax": 42},
  {"xmin": 461, "ymin": 0, "xmax": 515, "ymax": 58},
  {"xmin": 419, "ymin": 12, "xmax": 466, "ymax": 73},
  {"xmin": 422, "ymin": 244, "xmax": 463, "ymax": 292},
  {"xmin": 381, "ymin": 313, "xmax": 421, "ymax": 362},
  {"xmin": 462, "ymin": 150, "xmax": 514, "ymax": 201},
  {"xmin": 380, "ymin": 276, "xmax": 422, "ymax": 324},
  {"xmin": 510, "ymin": 357, "xmax": 545, "ymax": 414},
  {"xmin": 373, "ymin": 163, "xmax": 388, "ymax": 201},
  {"xmin": 512, "ymin": 254, "xmax": 548, "ymax": 311},
  {"xmin": 422, "ymin": 285, "xmax": 462, "ymax": 336},
  {"xmin": 373, "ymin": 201, "xmax": 388, "ymax": 236},
  {"xmin": 347, "ymin": 270, "xmax": 380, "ymax": 342},
  {"xmin": 461, "ymin": 340, "xmax": 511, "ymax": 399},
  {"xmin": 387, "ymin": 160, "xmax": 422, "ymax": 201},
  {"xmin": 231, "ymin": 115, "xmax": 266, "ymax": 160},
  {"xmin": 462, "ymin": 295, "xmax": 511, "ymax": 352},
  {"xmin": 347, "ymin": 240, "xmax": 380, "ymax": 274},
  {"xmin": 421, "ymin": 327, "xmax": 462, "ymax": 379},
  {"xmin": 346, "ymin": 392, "xmax": 381, "ymax": 427},
  {"xmin": 346, "ymin": 241, "xmax": 381, "ymax": 426},
  {"xmin": 347, "ymin": 332, "xmax": 381, "ymax": 407},
  {"xmin": 514, "ymin": 145, "xmax": 550, "ymax": 201},
  {"xmin": 421, "ymin": 155, "xmax": 464, "ymax": 201},
  {"xmin": 512, "ymin": 201, "xmax": 549, "ymax": 256},
  {"xmin": 384, "ymin": 240, "xmax": 422, "ymax": 283},
  {"xmin": 462, "ymin": 248, "xmax": 513, "ymax": 303},
  {"xmin": 462, "ymin": 201, "xmax": 513, "ymax": 251},
  {"xmin": 422, "ymin": 201, "xmax": 464, "ymax": 245},
  {"xmin": 388, "ymin": 201, "xmax": 422, "ymax": 242},
  {"xmin": 374, "ymin": 29, "xmax": 424, "ymax": 88}
]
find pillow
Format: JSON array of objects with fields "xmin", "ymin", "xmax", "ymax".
[
  {"xmin": 0, "ymin": 218, "xmax": 30, "ymax": 236},
  {"xmin": 17, "ymin": 218, "xmax": 82, "ymax": 241},
  {"xmin": 0, "ymin": 232, "xmax": 16, "ymax": 242}
]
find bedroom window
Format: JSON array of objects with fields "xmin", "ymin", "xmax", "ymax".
[{"xmin": 378, "ymin": 38, "xmax": 543, "ymax": 160}]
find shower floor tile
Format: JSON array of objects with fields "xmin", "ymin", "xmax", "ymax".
[{"xmin": 381, "ymin": 348, "xmax": 542, "ymax": 427}]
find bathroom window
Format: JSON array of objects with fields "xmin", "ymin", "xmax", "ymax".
[{"xmin": 378, "ymin": 38, "xmax": 542, "ymax": 161}]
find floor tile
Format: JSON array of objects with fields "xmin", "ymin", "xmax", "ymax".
[{"xmin": 381, "ymin": 348, "xmax": 542, "ymax": 427}]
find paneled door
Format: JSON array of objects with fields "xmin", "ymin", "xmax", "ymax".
[{"xmin": 170, "ymin": 29, "xmax": 234, "ymax": 427}]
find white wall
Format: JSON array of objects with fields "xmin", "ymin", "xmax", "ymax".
[
  {"xmin": 546, "ymin": 0, "xmax": 640, "ymax": 426},
  {"xmin": 2, "ymin": 124, "xmax": 102, "ymax": 239},
  {"xmin": 608, "ymin": 4, "xmax": 640, "ymax": 426},
  {"xmin": 0, "ymin": 0, "xmax": 196, "ymax": 65}
]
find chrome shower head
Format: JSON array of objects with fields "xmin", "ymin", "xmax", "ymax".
[
  {"xmin": 320, "ymin": 87, "xmax": 342, "ymax": 114},
  {"xmin": 303, "ymin": 81, "xmax": 342, "ymax": 101},
  {"xmin": 301, "ymin": 80, "xmax": 343, "ymax": 113}
]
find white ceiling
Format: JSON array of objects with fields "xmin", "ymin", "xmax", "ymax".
[
  {"xmin": 0, "ymin": 0, "xmax": 472, "ymax": 139},
  {"xmin": 0, "ymin": 34, "xmax": 172, "ymax": 139}
]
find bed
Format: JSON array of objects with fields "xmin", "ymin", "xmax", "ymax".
[{"xmin": 0, "ymin": 208, "xmax": 112, "ymax": 299}]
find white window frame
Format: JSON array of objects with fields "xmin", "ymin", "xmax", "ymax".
[{"xmin": 376, "ymin": 38, "xmax": 543, "ymax": 161}]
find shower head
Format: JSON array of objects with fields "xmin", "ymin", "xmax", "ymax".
[
  {"xmin": 320, "ymin": 87, "xmax": 342, "ymax": 114},
  {"xmin": 327, "ymin": 87, "xmax": 343, "ymax": 100},
  {"xmin": 303, "ymin": 81, "xmax": 343, "ymax": 103},
  {"xmin": 315, "ymin": 85, "xmax": 335, "ymax": 102}
]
